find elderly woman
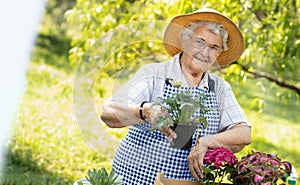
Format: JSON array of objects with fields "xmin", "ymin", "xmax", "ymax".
[{"xmin": 101, "ymin": 8, "xmax": 251, "ymax": 184}]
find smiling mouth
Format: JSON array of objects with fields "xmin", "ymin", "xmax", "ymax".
[{"xmin": 192, "ymin": 54, "xmax": 208, "ymax": 63}]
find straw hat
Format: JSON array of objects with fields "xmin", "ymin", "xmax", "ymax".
[{"xmin": 163, "ymin": 8, "xmax": 244, "ymax": 66}]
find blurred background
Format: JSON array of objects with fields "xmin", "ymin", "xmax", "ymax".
[{"xmin": 1, "ymin": 0, "xmax": 299, "ymax": 184}]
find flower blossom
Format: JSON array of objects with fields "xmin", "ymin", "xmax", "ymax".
[{"xmin": 204, "ymin": 147, "xmax": 237, "ymax": 168}]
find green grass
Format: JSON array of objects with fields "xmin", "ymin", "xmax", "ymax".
[
  {"xmin": 1, "ymin": 63, "xmax": 112, "ymax": 184},
  {"xmin": 231, "ymin": 78, "xmax": 300, "ymax": 179},
  {"xmin": 1, "ymin": 61, "xmax": 300, "ymax": 184}
]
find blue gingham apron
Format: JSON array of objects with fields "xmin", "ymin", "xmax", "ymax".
[{"xmin": 112, "ymin": 76, "xmax": 220, "ymax": 184}]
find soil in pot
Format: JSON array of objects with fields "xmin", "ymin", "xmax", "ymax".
[{"xmin": 170, "ymin": 123, "xmax": 197, "ymax": 150}]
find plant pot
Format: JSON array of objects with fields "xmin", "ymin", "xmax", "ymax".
[
  {"xmin": 154, "ymin": 173, "xmax": 232, "ymax": 185},
  {"xmin": 170, "ymin": 123, "xmax": 197, "ymax": 150}
]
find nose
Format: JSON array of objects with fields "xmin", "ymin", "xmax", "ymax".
[{"xmin": 200, "ymin": 46, "xmax": 210, "ymax": 57}]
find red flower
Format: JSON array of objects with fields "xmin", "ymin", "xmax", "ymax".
[
  {"xmin": 204, "ymin": 147, "xmax": 237, "ymax": 168},
  {"xmin": 202, "ymin": 147, "xmax": 238, "ymax": 183}
]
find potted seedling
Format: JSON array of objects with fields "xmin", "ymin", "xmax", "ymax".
[
  {"xmin": 150, "ymin": 88, "xmax": 210, "ymax": 149},
  {"xmin": 74, "ymin": 168, "xmax": 122, "ymax": 185}
]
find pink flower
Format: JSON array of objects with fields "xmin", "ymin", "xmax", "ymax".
[
  {"xmin": 203, "ymin": 147, "xmax": 238, "ymax": 183},
  {"xmin": 269, "ymin": 159, "xmax": 280, "ymax": 165},
  {"xmin": 214, "ymin": 160, "xmax": 223, "ymax": 168},
  {"xmin": 203, "ymin": 147, "xmax": 237, "ymax": 168},
  {"xmin": 233, "ymin": 151, "xmax": 292, "ymax": 184},
  {"xmin": 260, "ymin": 156, "xmax": 268, "ymax": 163},
  {"xmin": 253, "ymin": 174, "xmax": 264, "ymax": 183},
  {"xmin": 264, "ymin": 170, "xmax": 273, "ymax": 176},
  {"xmin": 252, "ymin": 166, "xmax": 262, "ymax": 174},
  {"xmin": 224, "ymin": 155, "xmax": 238, "ymax": 166}
]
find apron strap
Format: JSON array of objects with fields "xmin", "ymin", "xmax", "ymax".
[{"xmin": 208, "ymin": 74, "xmax": 215, "ymax": 92}]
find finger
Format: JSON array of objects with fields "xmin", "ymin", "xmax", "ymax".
[
  {"xmin": 193, "ymin": 159, "xmax": 203, "ymax": 179},
  {"xmin": 167, "ymin": 134, "xmax": 175, "ymax": 144},
  {"xmin": 187, "ymin": 151, "xmax": 200, "ymax": 181},
  {"xmin": 161, "ymin": 126, "xmax": 176, "ymax": 138},
  {"xmin": 194, "ymin": 151, "xmax": 204, "ymax": 178},
  {"xmin": 188, "ymin": 146, "xmax": 206, "ymax": 180},
  {"xmin": 167, "ymin": 137, "xmax": 174, "ymax": 146},
  {"xmin": 160, "ymin": 127, "xmax": 174, "ymax": 143},
  {"xmin": 170, "ymin": 130, "xmax": 177, "ymax": 139},
  {"xmin": 197, "ymin": 162, "xmax": 204, "ymax": 178},
  {"xmin": 165, "ymin": 127, "xmax": 177, "ymax": 139},
  {"xmin": 188, "ymin": 161, "xmax": 199, "ymax": 181},
  {"xmin": 159, "ymin": 127, "xmax": 172, "ymax": 144},
  {"xmin": 160, "ymin": 126, "xmax": 169, "ymax": 136},
  {"xmin": 196, "ymin": 152, "xmax": 206, "ymax": 178},
  {"xmin": 162, "ymin": 127, "xmax": 177, "ymax": 144}
]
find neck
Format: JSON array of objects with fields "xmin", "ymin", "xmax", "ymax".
[{"xmin": 180, "ymin": 55, "xmax": 205, "ymax": 87}]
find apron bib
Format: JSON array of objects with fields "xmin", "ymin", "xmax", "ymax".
[{"xmin": 113, "ymin": 76, "xmax": 220, "ymax": 184}]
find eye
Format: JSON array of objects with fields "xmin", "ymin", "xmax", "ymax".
[
  {"xmin": 195, "ymin": 40, "xmax": 206, "ymax": 48},
  {"xmin": 210, "ymin": 46, "xmax": 220, "ymax": 52}
]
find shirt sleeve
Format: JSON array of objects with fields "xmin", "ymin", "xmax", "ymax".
[
  {"xmin": 106, "ymin": 63, "xmax": 166, "ymax": 130},
  {"xmin": 218, "ymin": 85, "xmax": 250, "ymax": 132},
  {"xmin": 109, "ymin": 63, "xmax": 165, "ymax": 104},
  {"xmin": 109, "ymin": 65, "xmax": 152, "ymax": 104}
]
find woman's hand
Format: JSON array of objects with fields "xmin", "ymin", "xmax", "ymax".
[
  {"xmin": 187, "ymin": 138, "xmax": 210, "ymax": 181},
  {"xmin": 144, "ymin": 103, "xmax": 177, "ymax": 142}
]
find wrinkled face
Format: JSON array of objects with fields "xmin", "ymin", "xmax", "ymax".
[{"xmin": 181, "ymin": 25, "xmax": 223, "ymax": 73}]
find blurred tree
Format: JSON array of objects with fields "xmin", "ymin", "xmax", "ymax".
[
  {"xmin": 222, "ymin": 0, "xmax": 300, "ymax": 101},
  {"xmin": 32, "ymin": 0, "xmax": 76, "ymax": 72},
  {"xmin": 65, "ymin": 0, "xmax": 300, "ymax": 105}
]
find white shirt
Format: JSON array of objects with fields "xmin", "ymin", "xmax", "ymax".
[{"xmin": 109, "ymin": 53, "xmax": 250, "ymax": 131}]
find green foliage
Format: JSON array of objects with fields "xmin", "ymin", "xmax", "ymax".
[
  {"xmin": 66, "ymin": 0, "xmax": 300, "ymax": 106},
  {"xmin": 1, "ymin": 63, "xmax": 113, "ymax": 184},
  {"xmin": 150, "ymin": 89, "xmax": 210, "ymax": 132},
  {"xmin": 2, "ymin": 61, "xmax": 300, "ymax": 184},
  {"xmin": 220, "ymin": 0, "xmax": 300, "ymax": 97},
  {"xmin": 32, "ymin": 0, "xmax": 76, "ymax": 73},
  {"xmin": 2, "ymin": 0, "xmax": 300, "ymax": 184},
  {"xmin": 64, "ymin": 0, "xmax": 199, "ymax": 81},
  {"xmin": 233, "ymin": 151, "xmax": 291, "ymax": 184},
  {"xmin": 79, "ymin": 168, "xmax": 122, "ymax": 185}
]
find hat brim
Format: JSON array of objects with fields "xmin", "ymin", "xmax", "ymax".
[{"xmin": 163, "ymin": 10, "xmax": 244, "ymax": 66}]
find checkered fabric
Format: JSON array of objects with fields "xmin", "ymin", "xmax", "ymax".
[{"xmin": 112, "ymin": 81, "xmax": 220, "ymax": 184}]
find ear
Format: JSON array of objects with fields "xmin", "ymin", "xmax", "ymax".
[{"xmin": 181, "ymin": 38, "xmax": 189, "ymax": 52}]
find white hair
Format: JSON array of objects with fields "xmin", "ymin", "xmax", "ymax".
[{"xmin": 181, "ymin": 21, "xmax": 229, "ymax": 51}]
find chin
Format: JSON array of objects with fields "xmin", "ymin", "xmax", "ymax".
[{"xmin": 192, "ymin": 60, "xmax": 208, "ymax": 68}]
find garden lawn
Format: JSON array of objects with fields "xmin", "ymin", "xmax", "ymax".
[
  {"xmin": 233, "ymin": 77, "xmax": 300, "ymax": 169},
  {"xmin": 1, "ymin": 62, "xmax": 299, "ymax": 184},
  {"xmin": 1, "ymin": 63, "xmax": 111, "ymax": 184}
]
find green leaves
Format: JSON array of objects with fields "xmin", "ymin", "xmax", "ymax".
[
  {"xmin": 84, "ymin": 168, "xmax": 122, "ymax": 185},
  {"xmin": 179, "ymin": 103, "xmax": 194, "ymax": 124},
  {"xmin": 150, "ymin": 116, "xmax": 173, "ymax": 132},
  {"xmin": 151, "ymin": 89, "xmax": 211, "ymax": 132},
  {"xmin": 66, "ymin": 0, "xmax": 300, "ymax": 109},
  {"xmin": 177, "ymin": 90, "xmax": 210, "ymax": 126}
]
